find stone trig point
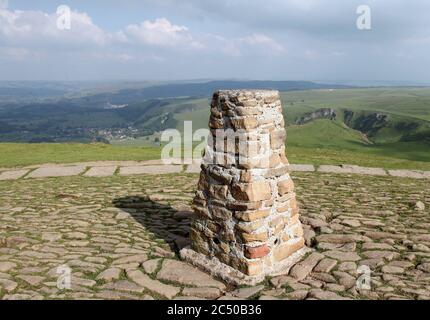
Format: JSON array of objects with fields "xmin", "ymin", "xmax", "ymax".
[{"xmin": 181, "ymin": 90, "xmax": 309, "ymax": 285}]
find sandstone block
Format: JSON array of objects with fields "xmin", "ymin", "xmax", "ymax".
[
  {"xmin": 273, "ymin": 238, "xmax": 305, "ymax": 262},
  {"xmin": 270, "ymin": 130, "xmax": 286, "ymax": 149},
  {"xmin": 235, "ymin": 209, "xmax": 271, "ymax": 222},
  {"xmin": 231, "ymin": 117, "xmax": 258, "ymax": 131},
  {"xmin": 241, "ymin": 232, "xmax": 268, "ymax": 243},
  {"xmin": 277, "ymin": 179, "xmax": 295, "ymax": 195},
  {"xmin": 245, "ymin": 245, "xmax": 270, "ymax": 259},
  {"xmin": 231, "ymin": 181, "xmax": 272, "ymax": 202}
]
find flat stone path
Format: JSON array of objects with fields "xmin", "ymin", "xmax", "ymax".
[
  {"xmin": 0, "ymin": 172, "xmax": 428, "ymax": 300},
  {"xmin": 0, "ymin": 160, "xmax": 429, "ymax": 181},
  {"xmin": 84, "ymin": 166, "xmax": 118, "ymax": 177},
  {"xmin": 26, "ymin": 166, "xmax": 86, "ymax": 179},
  {"xmin": 119, "ymin": 165, "xmax": 182, "ymax": 176},
  {"xmin": 0, "ymin": 170, "xmax": 29, "ymax": 181}
]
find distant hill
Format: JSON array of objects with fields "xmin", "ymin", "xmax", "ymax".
[{"xmin": 72, "ymin": 80, "xmax": 352, "ymax": 107}]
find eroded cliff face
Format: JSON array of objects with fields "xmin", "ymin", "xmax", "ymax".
[
  {"xmin": 295, "ymin": 108, "xmax": 430, "ymax": 144},
  {"xmin": 295, "ymin": 108, "xmax": 337, "ymax": 125}
]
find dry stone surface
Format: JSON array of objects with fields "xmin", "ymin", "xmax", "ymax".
[
  {"xmin": 388, "ymin": 169, "xmax": 430, "ymax": 179},
  {"xmin": 119, "ymin": 165, "xmax": 181, "ymax": 176},
  {"xmin": 0, "ymin": 170, "xmax": 29, "ymax": 181},
  {"xmin": 84, "ymin": 166, "xmax": 117, "ymax": 177},
  {"xmin": 319, "ymin": 165, "xmax": 387, "ymax": 176},
  {"xmin": 0, "ymin": 168, "xmax": 429, "ymax": 299},
  {"xmin": 26, "ymin": 166, "xmax": 86, "ymax": 178},
  {"xmin": 289, "ymin": 164, "xmax": 315, "ymax": 172}
]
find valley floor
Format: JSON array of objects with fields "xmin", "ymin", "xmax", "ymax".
[{"xmin": 0, "ymin": 171, "xmax": 429, "ymax": 300}]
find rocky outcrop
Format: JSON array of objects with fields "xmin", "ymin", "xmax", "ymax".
[
  {"xmin": 344, "ymin": 111, "xmax": 388, "ymax": 136},
  {"xmin": 295, "ymin": 108, "xmax": 336, "ymax": 125}
]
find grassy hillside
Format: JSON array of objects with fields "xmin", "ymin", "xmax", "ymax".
[
  {"xmin": 286, "ymin": 120, "xmax": 430, "ymax": 167},
  {"xmin": 281, "ymin": 88, "xmax": 430, "ymax": 121},
  {"xmin": 0, "ymin": 143, "xmax": 161, "ymax": 168}
]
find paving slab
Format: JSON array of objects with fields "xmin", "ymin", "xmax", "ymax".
[
  {"xmin": 143, "ymin": 158, "xmax": 186, "ymax": 165},
  {"xmin": 388, "ymin": 169, "xmax": 427, "ymax": 179},
  {"xmin": 0, "ymin": 170, "xmax": 29, "ymax": 181},
  {"xmin": 318, "ymin": 165, "xmax": 386, "ymax": 176},
  {"xmin": 289, "ymin": 164, "xmax": 315, "ymax": 172},
  {"xmin": 84, "ymin": 166, "xmax": 117, "ymax": 177},
  {"xmin": 119, "ymin": 165, "xmax": 182, "ymax": 176},
  {"xmin": 26, "ymin": 166, "xmax": 86, "ymax": 178}
]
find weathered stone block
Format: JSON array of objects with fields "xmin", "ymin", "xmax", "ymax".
[
  {"xmin": 231, "ymin": 181, "xmax": 272, "ymax": 202},
  {"xmin": 235, "ymin": 220, "xmax": 264, "ymax": 234},
  {"xmin": 270, "ymin": 129, "xmax": 286, "ymax": 149},
  {"xmin": 273, "ymin": 238, "xmax": 305, "ymax": 262},
  {"xmin": 234, "ymin": 209, "xmax": 271, "ymax": 222},
  {"xmin": 277, "ymin": 178, "xmax": 295, "ymax": 195},
  {"xmin": 245, "ymin": 244, "xmax": 270, "ymax": 259},
  {"xmin": 210, "ymin": 206, "xmax": 233, "ymax": 220},
  {"xmin": 241, "ymin": 231, "xmax": 268, "ymax": 243},
  {"xmin": 230, "ymin": 117, "xmax": 258, "ymax": 130}
]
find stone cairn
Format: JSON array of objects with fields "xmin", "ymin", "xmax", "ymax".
[{"xmin": 181, "ymin": 90, "xmax": 308, "ymax": 285}]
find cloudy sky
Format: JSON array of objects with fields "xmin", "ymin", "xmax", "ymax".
[{"xmin": 0, "ymin": 0, "xmax": 429, "ymax": 82}]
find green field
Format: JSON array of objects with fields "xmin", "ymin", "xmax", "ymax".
[
  {"xmin": 281, "ymin": 88, "xmax": 430, "ymax": 122},
  {"xmin": 0, "ymin": 143, "xmax": 161, "ymax": 168}
]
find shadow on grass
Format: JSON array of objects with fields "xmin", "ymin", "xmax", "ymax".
[{"xmin": 112, "ymin": 195, "xmax": 192, "ymax": 254}]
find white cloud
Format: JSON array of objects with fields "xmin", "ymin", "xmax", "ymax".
[
  {"xmin": 204, "ymin": 32, "xmax": 285, "ymax": 57},
  {"xmin": 125, "ymin": 18, "xmax": 203, "ymax": 49},
  {"xmin": 0, "ymin": 5, "xmax": 284, "ymax": 66},
  {"xmin": 242, "ymin": 33, "xmax": 285, "ymax": 53},
  {"xmin": 0, "ymin": 46, "xmax": 43, "ymax": 61},
  {"xmin": 90, "ymin": 52, "xmax": 134, "ymax": 63},
  {"xmin": 0, "ymin": 7, "xmax": 111, "ymax": 48}
]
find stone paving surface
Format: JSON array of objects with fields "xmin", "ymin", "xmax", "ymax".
[
  {"xmin": 0, "ymin": 161, "xmax": 429, "ymax": 180},
  {"xmin": 388, "ymin": 169, "xmax": 430, "ymax": 179},
  {"xmin": 289, "ymin": 164, "xmax": 315, "ymax": 172},
  {"xmin": 0, "ymin": 171, "xmax": 429, "ymax": 300},
  {"xmin": 84, "ymin": 166, "xmax": 118, "ymax": 177},
  {"xmin": 26, "ymin": 166, "xmax": 86, "ymax": 179},
  {"xmin": 319, "ymin": 165, "xmax": 387, "ymax": 176},
  {"xmin": 0, "ymin": 170, "xmax": 29, "ymax": 181},
  {"xmin": 119, "ymin": 165, "xmax": 182, "ymax": 176}
]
